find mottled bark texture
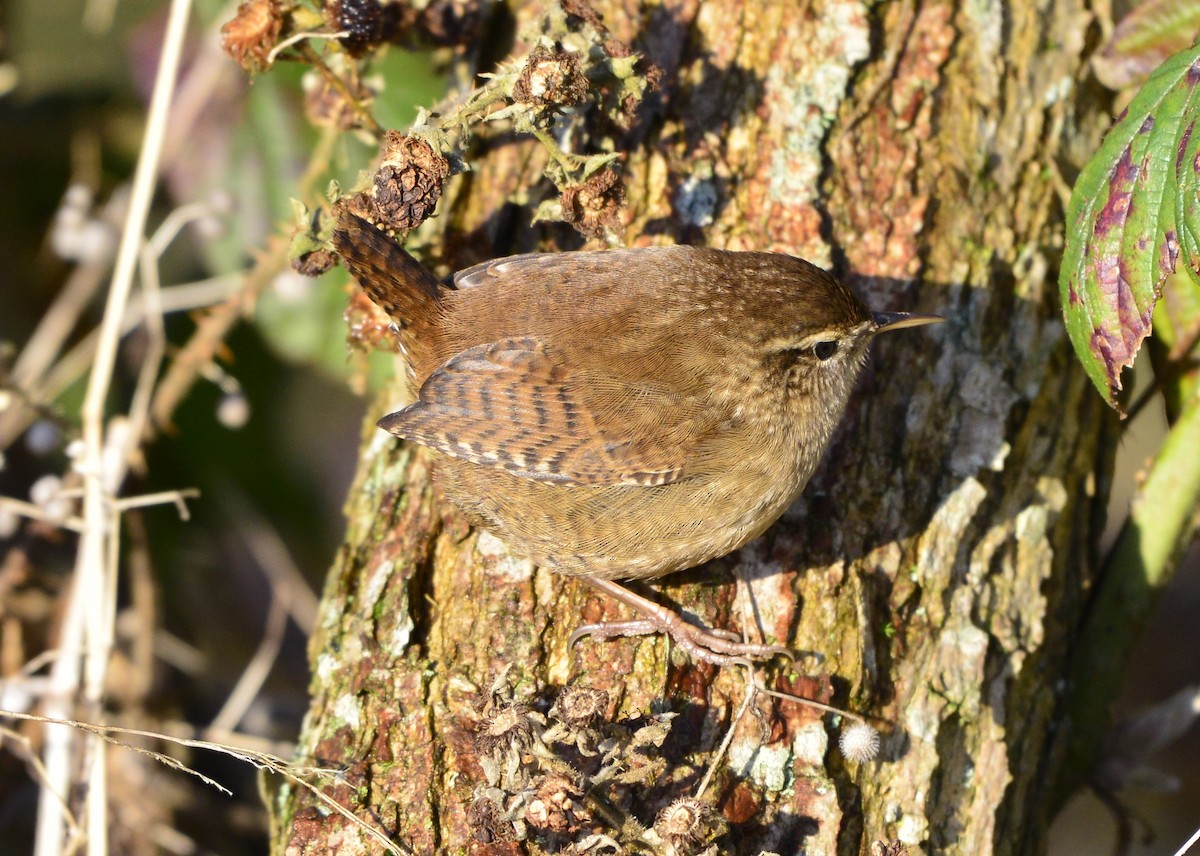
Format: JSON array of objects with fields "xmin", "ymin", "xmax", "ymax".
[{"xmin": 274, "ymin": 1, "xmax": 1116, "ymax": 853}]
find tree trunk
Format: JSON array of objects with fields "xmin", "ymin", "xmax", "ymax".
[{"xmin": 273, "ymin": 1, "xmax": 1115, "ymax": 853}]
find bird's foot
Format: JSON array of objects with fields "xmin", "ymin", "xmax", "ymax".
[{"xmin": 569, "ymin": 577, "xmax": 794, "ymax": 667}]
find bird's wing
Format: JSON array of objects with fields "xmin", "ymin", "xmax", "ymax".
[{"xmin": 378, "ymin": 336, "xmax": 712, "ymax": 486}]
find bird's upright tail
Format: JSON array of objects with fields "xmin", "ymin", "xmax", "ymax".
[{"xmin": 331, "ymin": 210, "xmax": 446, "ymax": 374}]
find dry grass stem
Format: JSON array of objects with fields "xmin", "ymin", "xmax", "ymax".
[
  {"xmin": 34, "ymin": 1, "xmax": 196, "ymax": 853},
  {"xmin": 8, "ymin": 710, "xmax": 412, "ymax": 856}
]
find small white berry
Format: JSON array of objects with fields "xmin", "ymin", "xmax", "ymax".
[{"xmin": 217, "ymin": 393, "xmax": 250, "ymax": 429}]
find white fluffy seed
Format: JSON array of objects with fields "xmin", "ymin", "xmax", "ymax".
[{"xmin": 839, "ymin": 721, "xmax": 881, "ymax": 763}]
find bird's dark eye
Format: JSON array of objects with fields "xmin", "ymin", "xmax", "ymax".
[{"xmin": 813, "ymin": 341, "xmax": 838, "ymax": 360}]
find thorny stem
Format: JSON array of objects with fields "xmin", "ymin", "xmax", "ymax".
[{"xmin": 530, "ymin": 126, "xmax": 580, "ymax": 174}]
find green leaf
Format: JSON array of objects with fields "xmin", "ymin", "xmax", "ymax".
[{"xmin": 1059, "ymin": 42, "xmax": 1200, "ymax": 411}]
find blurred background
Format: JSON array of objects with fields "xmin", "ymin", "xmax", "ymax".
[
  {"xmin": 1, "ymin": 1, "xmax": 442, "ymax": 851},
  {"xmin": 0, "ymin": 1, "xmax": 1196, "ymax": 854}
]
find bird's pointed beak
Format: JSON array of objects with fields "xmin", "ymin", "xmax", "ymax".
[{"xmin": 871, "ymin": 311, "xmax": 944, "ymax": 334}]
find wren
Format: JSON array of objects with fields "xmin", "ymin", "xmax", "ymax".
[{"xmin": 332, "ymin": 211, "xmax": 941, "ymax": 663}]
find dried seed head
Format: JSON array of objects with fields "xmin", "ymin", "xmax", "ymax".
[
  {"xmin": 513, "ymin": 47, "xmax": 588, "ymax": 107},
  {"xmin": 303, "ymin": 69, "xmax": 374, "ymax": 130},
  {"xmin": 468, "ymin": 796, "xmax": 517, "ymax": 843},
  {"xmin": 220, "ymin": 0, "xmax": 284, "ymax": 71},
  {"xmin": 560, "ymin": 168, "xmax": 624, "ymax": 239},
  {"xmin": 372, "ymin": 132, "xmax": 451, "ymax": 233},
  {"xmin": 560, "ymin": 0, "xmax": 606, "ymax": 29},
  {"xmin": 654, "ymin": 797, "xmax": 715, "ymax": 853},
  {"xmin": 552, "ymin": 685, "xmax": 609, "ymax": 729},
  {"xmin": 838, "ymin": 721, "xmax": 881, "ymax": 763},
  {"xmin": 525, "ymin": 773, "xmax": 587, "ymax": 833},
  {"xmin": 344, "ymin": 289, "xmax": 397, "ymax": 353},
  {"xmin": 475, "ymin": 702, "xmax": 538, "ymax": 755}
]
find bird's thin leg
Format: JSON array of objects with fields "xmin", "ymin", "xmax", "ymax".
[{"xmin": 569, "ymin": 577, "xmax": 794, "ymax": 666}]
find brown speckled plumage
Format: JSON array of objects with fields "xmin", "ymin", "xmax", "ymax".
[{"xmin": 333, "ymin": 212, "xmax": 934, "ymax": 581}]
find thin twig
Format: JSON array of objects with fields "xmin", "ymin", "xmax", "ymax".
[
  {"xmin": 0, "ymin": 497, "xmax": 85, "ymax": 533},
  {"xmin": 209, "ymin": 592, "xmax": 289, "ymax": 733},
  {"xmin": 266, "ymin": 29, "xmax": 349, "ymax": 66},
  {"xmin": 0, "ymin": 726, "xmax": 83, "ymax": 841},
  {"xmin": 111, "ymin": 489, "xmax": 199, "ymax": 517},
  {"xmin": 147, "ymin": 239, "xmax": 288, "ymax": 436},
  {"xmin": 695, "ymin": 675, "xmax": 756, "ymax": 801}
]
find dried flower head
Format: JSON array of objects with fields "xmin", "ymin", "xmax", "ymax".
[
  {"xmin": 560, "ymin": 167, "xmax": 625, "ymax": 239},
  {"xmin": 372, "ymin": 132, "xmax": 451, "ymax": 233},
  {"xmin": 560, "ymin": 0, "xmax": 607, "ymax": 31},
  {"xmin": 551, "ymin": 685, "xmax": 609, "ymax": 729},
  {"xmin": 475, "ymin": 702, "xmax": 539, "ymax": 755},
  {"xmin": 468, "ymin": 796, "xmax": 518, "ymax": 843},
  {"xmin": 513, "ymin": 47, "xmax": 588, "ymax": 107},
  {"xmin": 654, "ymin": 797, "xmax": 716, "ymax": 854},
  {"xmin": 303, "ymin": 68, "xmax": 374, "ymax": 130},
  {"xmin": 220, "ymin": 0, "xmax": 284, "ymax": 71},
  {"xmin": 525, "ymin": 773, "xmax": 588, "ymax": 834},
  {"xmin": 839, "ymin": 721, "xmax": 881, "ymax": 763}
]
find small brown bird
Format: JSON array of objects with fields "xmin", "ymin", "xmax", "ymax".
[{"xmin": 333, "ymin": 211, "xmax": 940, "ymax": 662}]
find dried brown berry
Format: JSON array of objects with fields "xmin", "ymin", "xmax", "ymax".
[
  {"xmin": 372, "ymin": 132, "xmax": 451, "ymax": 233},
  {"xmin": 513, "ymin": 47, "xmax": 588, "ymax": 108},
  {"xmin": 334, "ymin": 192, "xmax": 378, "ymax": 224},
  {"xmin": 292, "ymin": 248, "xmax": 337, "ymax": 277},
  {"xmin": 220, "ymin": 0, "xmax": 284, "ymax": 71},
  {"xmin": 560, "ymin": 168, "xmax": 625, "ymax": 239},
  {"xmin": 327, "ymin": 0, "xmax": 409, "ymax": 56}
]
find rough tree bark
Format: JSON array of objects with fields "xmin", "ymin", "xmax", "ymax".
[{"xmin": 273, "ymin": 1, "xmax": 1118, "ymax": 853}]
